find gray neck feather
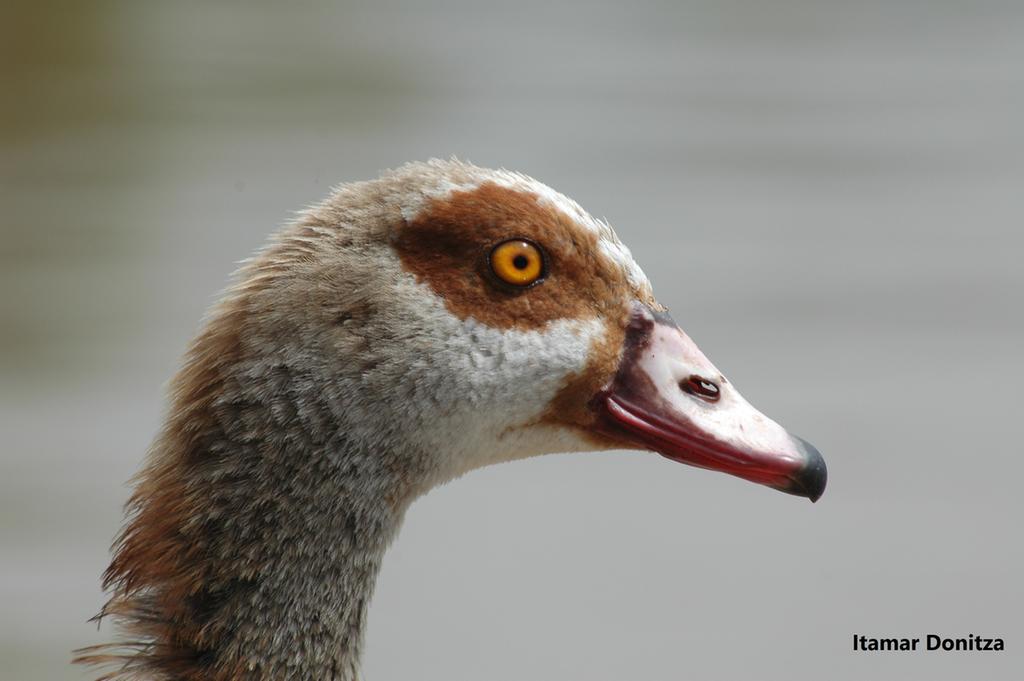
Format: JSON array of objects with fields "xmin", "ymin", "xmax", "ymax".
[
  {"xmin": 195, "ymin": 359, "xmax": 422, "ymax": 680},
  {"xmin": 129, "ymin": 354, "xmax": 426, "ymax": 681}
]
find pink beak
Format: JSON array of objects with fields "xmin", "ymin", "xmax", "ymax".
[{"xmin": 596, "ymin": 303, "xmax": 826, "ymax": 501}]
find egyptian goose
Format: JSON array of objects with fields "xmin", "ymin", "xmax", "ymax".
[{"xmin": 77, "ymin": 159, "xmax": 825, "ymax": 681}]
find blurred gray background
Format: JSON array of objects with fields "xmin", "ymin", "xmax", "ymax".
[{"xmin": 2, "ymin": 1, "xmax": 1022, "ymax": 680}]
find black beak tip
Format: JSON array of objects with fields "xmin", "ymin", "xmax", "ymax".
[{"xmin": 785, "ymin": 435, "xmax": 827, "ymax": 503}]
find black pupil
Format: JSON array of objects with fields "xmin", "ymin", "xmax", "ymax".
[
  {"xmin": 684, "ymin": 376, "xmax": 720, "ymax": 401},
  {"xmin": 512, "ymin": 254, "xmax": 530, "ymax": 270}
]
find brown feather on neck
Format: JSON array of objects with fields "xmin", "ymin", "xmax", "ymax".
[{"xmin": 76, "ymin": 231, "xmax": 408, "ymax": 681}]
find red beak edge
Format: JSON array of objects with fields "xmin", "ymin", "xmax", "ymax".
[{"xmin": 597, "ymin": 303, "xmax": 826, "ymax": 502}]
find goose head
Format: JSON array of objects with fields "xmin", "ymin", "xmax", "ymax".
[
  {"xmin": 296, "ymin": 159, "xmax": 825, "ymax": 498},
  {"xmin": 79, "ymin": 159, "xmax": 824, "ymax": 681}
]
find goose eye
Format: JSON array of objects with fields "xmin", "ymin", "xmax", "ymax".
[{"xmin": 489, "ymin": 239, "xmax": 546, "ymax": 287}]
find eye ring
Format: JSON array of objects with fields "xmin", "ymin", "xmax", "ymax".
[{"xmin": 488, "ymin": 238, "xmax": 547, "ymax": 288}]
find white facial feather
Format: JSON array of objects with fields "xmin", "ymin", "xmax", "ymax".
[{"xmin": 385, "ymin": 274, "xmax": 607, "ymax": 483}]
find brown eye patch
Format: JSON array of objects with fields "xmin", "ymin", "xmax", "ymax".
[{"xmin": 392, "ymin": 182, "xmax": 641, "ymax": 331}]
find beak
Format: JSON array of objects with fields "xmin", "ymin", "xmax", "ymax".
[{"xmin": 596, "ymin": 303, "xmax": 827, "ymax": 502}]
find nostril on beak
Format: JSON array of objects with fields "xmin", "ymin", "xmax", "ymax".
[{"xmin": 681, "ymin": 375, "xmax": 720, "ymax": 402}]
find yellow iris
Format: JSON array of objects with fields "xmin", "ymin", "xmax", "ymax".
[{"xmin": 489, "ymin": 239, "xmax": 545, "ymax": 287}]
